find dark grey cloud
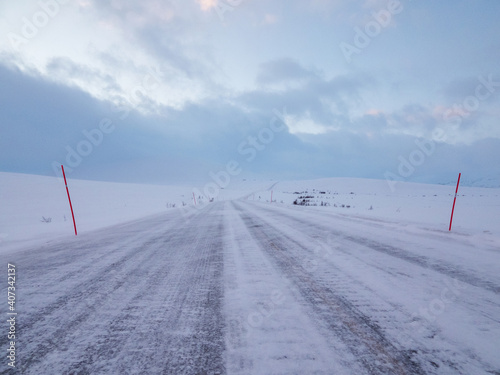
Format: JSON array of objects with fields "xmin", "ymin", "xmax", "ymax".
[
  {"xmin": 1, "ymin": 61, "xmax": 499, "ymax": 187},
  {"xmin": 0, "ymin": 62, "xmax": 300, "ymax": 183},
  {"xmin": 441, "ymin": 77, "xmax": 482, "ymax": 101},
  {"xmin": 241, "ymin": 67, "xmax": 372, "ymax": 130},
  {"xmin": 388, "ymin": 104, "xmax": 438, "ymax": 134},
  {"xmin": 0, "ymin": 63, "xmax": 186, "ymax": 182}
]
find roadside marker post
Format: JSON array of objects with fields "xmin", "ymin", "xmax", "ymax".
[
  {"xmin": 193, "ymin": 192, "xmax": 197, "ymax": 206},
  {"xmin": 61, "ymin": 165, "xmax": 77, "ymax": 236},
  {"xmin": 449, "ymin": 173, "xmax": 461, "ymax": 231}
]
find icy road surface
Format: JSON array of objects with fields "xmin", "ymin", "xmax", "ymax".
[{"xmin": 1, "ymin": 201, "xmax": 499, "ymax": 374}]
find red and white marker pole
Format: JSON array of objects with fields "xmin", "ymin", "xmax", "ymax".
[
  {"xmin": 192, "ymin": 192, "xmax": 197, "ymax": 206},
  {"xmin": 270, "ymin": 190, "xmax": 273, "ymax": 203},
  {"xmin": 61, "ymin": 165, "xmax": 77, "ymax": 236},
  {"xmin": 449, "ymin": 173, "xmax": 461, "ymax": 231}
]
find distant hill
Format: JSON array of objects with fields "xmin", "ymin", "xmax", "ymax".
[{"xmin": 438, "ymin": 175, "xmax": 500, "ymax": 188}]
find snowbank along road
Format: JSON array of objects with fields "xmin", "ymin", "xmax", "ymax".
[{"xmin": 1, "ymin": 200, "xmax": 499, "ymax": 374}]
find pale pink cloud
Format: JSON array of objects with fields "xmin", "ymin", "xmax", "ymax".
[
  {"xmin": 197, "ymin": 0, "xmax": 218, "ymax": 12},
  {"xmin": 263, "ymin": 13, "xmax": 278, "ymax": 25},
  {"xmin": 366, "ymin": 108, "xmax": 384, "ymax": 116},
  {"xmin": 433, "ymin": 105, "xmax": 469, "ymax": 120},
  {"xmin": 77, "ymin": 0, "xmax": 93, "ymax": 9}
]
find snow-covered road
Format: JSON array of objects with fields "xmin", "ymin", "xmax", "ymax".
[
  {"xmin": 1, "ymin": 200, "xmax": 499, "ymax": 374},
  {"xmin": 2, "ymin": 204, "xmax": 226, "ymax": 374}
]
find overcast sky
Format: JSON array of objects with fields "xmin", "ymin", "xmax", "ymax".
[{"xmin": 1, "ymin": 0, "xmax": 499, "ymax": 186}]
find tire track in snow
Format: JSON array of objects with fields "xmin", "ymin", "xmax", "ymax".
[
  {"xmin": 247, "ymin": 203, "xmax": 500, "ymax": 294},
  {"xmin": 234, "ymin": 201, "xmax": 500, "ymax": 374},
  {"xmin": 223, "ymin": 202, "xmax": 357, "ymax": 374},
  {"xmin": 3, "ymin": 204, "xmax": 225, "ymax": 374},
  {"xmin": 15, "ymin": 230, "xmax": 177, "ymax": 373},
  {"xmin": 234, "ymin": 202, "xmax": 425, "ymax": 375}
]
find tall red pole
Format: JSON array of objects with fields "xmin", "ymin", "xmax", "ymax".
[
  {"xmin": 61, "ymin": 165, "xmax": 77, "ymax": 235},
  {"xmin": 449, "ymin": 173, "xmax": 461, "ymax": 231},
  {"xmin": 192, "ymin": 192, "xmax": 197, "ymax": 206}
]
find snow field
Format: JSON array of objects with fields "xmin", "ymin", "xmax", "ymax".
[{"xmin": 1, "ymin": 172, "xmax": 499, "ymax": 373}]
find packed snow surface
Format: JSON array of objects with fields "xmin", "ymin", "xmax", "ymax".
[{"xmin": 1, "ymin": 172, "xmax": 499, "ymax": 374}]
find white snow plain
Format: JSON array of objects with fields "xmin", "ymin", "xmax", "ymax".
[
  {"xmin": 0, "ymin": 172, "xmax": 270, "ymax": 252},
  {"xmin": 1, "ymin": 172, "xmax": 499, "ymax": 374}
]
